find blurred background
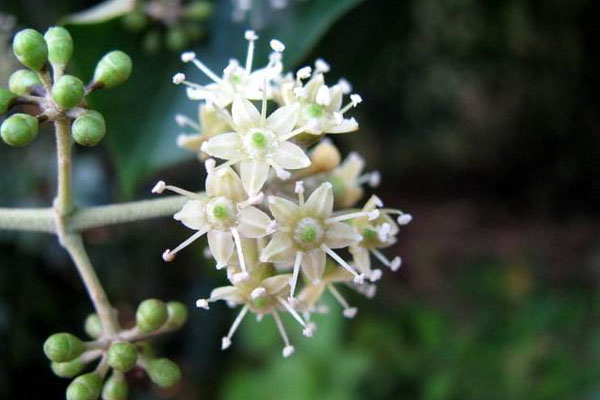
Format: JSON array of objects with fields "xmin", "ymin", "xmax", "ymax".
[{"xmin": 0, "ymin": 0, "xmax": 599, "ymax": 399}]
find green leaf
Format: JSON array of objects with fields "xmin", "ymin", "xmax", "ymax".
[
  {"xmin": 62, "ymin": 0, "xmax": 136, "ymax": 25},
  {"xmin": 67, "ymin": 0, "xmax": 365, "ymax": 198}
]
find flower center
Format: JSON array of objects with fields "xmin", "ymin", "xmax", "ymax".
[
  {"xmin": 293, "ymin": 217, "xmax": 324, "ymax": 250},
  {"xmin": 206, "ymin": 196, "xmax": 237, "ymax": 229},
  {"xmin": 252, "ymin": 131, "xmax": 267, "ymax": 149},
  {"xmin": 243, "ymin": 128, "xmax": 277, "ymax": 158},
  {"xmin": 305, "ymin": 103, "xmax": 324, "ymax": 118}
]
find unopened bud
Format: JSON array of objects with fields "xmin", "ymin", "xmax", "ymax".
[
  {"xmin": 0, "ymin": 88, "xmax": 16, "ymax": 115},
  {"xmin": 66, "ymin": 372, "xmax": 102, "ymax": 400},
  {"xmin": 102, "ymin": 373, "xmax": 129, "ymax": 400},
  {"xmin": 13, "ymin": 28, "xmax": 48, "ymax": 71},
  {"xmin": 136, "ymin": 299, "xmax": 168, "ymax": 333},
  {"xmin": 146, "ymin": 358, "xmax": 182, "ymax": 388},
  {"xmin": 165, "ymin": 301, "xmax": 188, "ymax": 330},
  {"xmin": 107, "ymin": 341, "xmax": 138, "ymax": 372},
  {"xmin": 184, "ymin": 1, "xmax": 213, "ymax": 19},
  {"xmin": 8, "ymin": 69, "xmax": 42, "ymax": 96},
  {"xmin": 44, "ymin": 26, "xmax": 73, "ymax": 67},
  {"xmin": 72, "ymin": 110, "xmax": 106, "ymax": 146},
  {"xmin": 51, "ymin": 75, "xmax": 84, "ymax": 109},
  {"xmin": 51, "ymin": 359, "xmax": 86, "ymax": 378},
  {"xmin": 84, "ymin": 313, "xmax": 103, "ymax": 339},
  {"xmin": 1, "ymin": 113, "xmax": 38, "ymax": 147},
  {"xmin": 122, "ymin": 11, "xmax": 147, "ymax": 32},
  {"xmin": 166, "ymin": 27, "xmax": 189, "ymax": 52},
  {"xmin": 43, "ymin": 332, "xmax": 85, "ymax": 363},
  {"xmin": 310, "ymin": 140, "xmax": 341, "ymax": 172},
  {"xmin": 93, "ymin": 51, "xmax": 132, "ymax": 89}
]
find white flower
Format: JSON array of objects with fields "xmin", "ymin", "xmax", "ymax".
[
  {"xmin": 176, "ymin": 103, "xmax": 231, "ymax": 160},
  {"xmin": 329, "ymin": 152, "xmax": 381, "ymax": 208},
  {"xmin": 201, "ymin": 96, "xmax": 312, "ymax": 195}
]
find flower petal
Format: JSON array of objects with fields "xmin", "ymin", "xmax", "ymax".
[
  {"xmin": 305, "ymin": 182, "xmax": 334, "ymax": 219},
  {"xmin": 232, "ymin": 96, "xmax": 261, "ymax": 131},
  {"xmin": 209, "ymin": 286, "xmax": 243, "ymax": 303},
  {"xmin": 349, "ymin": 245, "xmax": 371, "ymax": 275},
  {"xmin": 207, "ymin": 230, "xmax": 235, "ymax": 267},
  {"xmin": 325, "ymin": 117, "xmax": 358, "ymax": 134},
  {"xmin": 174, "ymin": 200, "xmax": 208, "ymax": 230},
  {"xmin": 262, "ymin": 274, "xmax": 292, "ymax": 295},
  {"xmin": 260, "ymin": 232, "xmax": 296, "ymax": 263},
  {"xmin": 297, "ymin": 283, "xmax": 325, "ymax": 310},
  {"xmin": 268, "ymin": 196, "xmax": 300, "ymax": 226},
  {"xmin": 206, "ymin": 166, "xmax": 246, "ymax": 201},
  {"xmin": 271, "ymin": 141, "xmax": 311, "ymax": 170},
  {"xmin": 237, "ymin": 206, "xmax": 272, "ymax": 238},
  {"xmin": 240, "ymin": 159, "xmax": 270, "ymax": 196},
  {"xmin": 324, "ymin": 221, "xmax": 360, "ymax": 249},
  {"xmin": 202, "ymin": 132, "xmax": 242, "ymax": 160},
  {"xmin": 266, "ymin": 104, "xmax": 299, "ymax": 136},
  {"xmin": 301, "ymin": 248, "xmax": 326, "ymax": 283}
]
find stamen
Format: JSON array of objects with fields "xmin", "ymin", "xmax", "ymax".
[
  {"xmin": 231, "ymin": 228, "xmax": 249, "ymax": 281},
  {"xmin": 314, "ymin": 58, "xmax": 330, "ymax": 73},
  {"xmin": 162, "ymin": 229, "xmax": 207, "ymax": 262},
  {"xmin": 245, "ymin": 30, "xmax": 258, "ymax": 72},
  {"xmin": 270, "ymin": 39, "xmax": 286, "ymax": 53},
  {"xmin": 261, "ymin": 79, "xmax": 268, "ymax": 122},
  {"xmin": 151, "ymin": 180, "xmax": 166, "ymax": 194},
  {"xmin": 327, "ymin": 284, "xmax": 357, "ymax": 318},
  {"xmin": 356, "ymin": 172, "xmax": 381, "ymax": 187},
  {"xmin": 371, "ymin": 248, "xmax": 402, "ymax": 271},
  {"xmin": 369, "ymin": 269, "xmax": 383, "ymax": 282},
  {"xmin": 326, "ymin": 210, "xmax": 379, "ymax": 224},
  {"xmin": 277, "ymin": 297, "xmax": 313, "ymax": 337},
  {"xmin": 181, "ymin": 52, "xmax": 196, "ymax": 63},
  {"xmin": 321, "ymin": 244, "xmax": 365, "ymax": 284},
  {"xmin": 196, "ymin": 299, "xmax": 209, "ymax": 309},
  {"xmin": 338, "ymin": 78, "xmax": 352, "ymax": 94},
  {"xmin": 222, "ymin": 305, "xmax": 249, "ymax": 350},
  {"xmin": 237, "ymin": 192, "xmax": 265, "ymax": 209},
  {"xmin": 269, "ymin": 162, "xmax": 291, "ymax": 180},
  {"xmin": 175, "ymin": 114, "xmax": 200, "ymax": 130},
  {"xmin": 188, "ymin": 56, "xmax": 223, "ymax": 83},
  {"xmin": 154, "ymin": 181, "xmax": 202, "ymax": 198},
  {"xmin": 172, "ymin": 73, "xmax": 186, "ymax": 84},
  {"xmin": 272, "ymin": 310, "xmax": 294, "ymax": 357},
  {"xmin": 279, "ymin": 121, "xmax": 319, "ymax": 141},
  {"xmin": 397, "ymin": 214, "xmax": 413, "ymax": 225},
  {"xmin": 295, "ymin": 181, "xmax": 305, "ymax": 206},
  {"xmin": 350, "ymin": 94, "xmax": 363, "ymax": 106},
  {"xmin": 296, "ymin": 66, "xmax": 312, "ymax": 80},
  {"xmin": 289, "ymin": 251, "xmax": 303, "ymax": 300}
]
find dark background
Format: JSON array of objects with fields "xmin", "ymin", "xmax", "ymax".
[{"xmin": 0, "ymin": 0, "xmax": 599, "ymax": 399}]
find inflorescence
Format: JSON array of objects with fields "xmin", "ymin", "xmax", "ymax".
[{"xmin": 159, "ymin": 30, "xmax": 412, "ymax": 357}]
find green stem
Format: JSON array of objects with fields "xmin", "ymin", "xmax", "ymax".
[
  {"xmin": 54, "ymin": 118, "xmax": 74, "ymax": 218},
  {"xmin": 0, "ymin": 208, "xmax": 55, "ymax": 232}
]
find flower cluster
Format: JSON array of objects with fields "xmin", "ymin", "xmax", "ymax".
[{"xmin": 157, "ymin": 31, "xmax": 412, "ymax": 357}]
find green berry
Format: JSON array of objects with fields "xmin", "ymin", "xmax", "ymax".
[
  {"xmin": 184, "ymin": 1, "xmax": 213, "ymax": 19},
  {"xmin": 136, "ymin": 299, "xmax": 168, "ymax": 333},
  {"xmin": 12, "ymin": 28, "xmax": 48, "ymax": 70},
  {"xmin": 146, "ymin": 358, "xmax": 182, "ymax": 388},
  {"xmin": 1, "ymin": 113, "xmax": 38, "ymax": 147},
  {"xmin": 43, "ymin": 332, "xmax": 85, "ymax": 363},
  {"xmin": 165, "ymin": 301, "xmax": 188, "ymax": 330},
  {"xmin": 72, "ymin": 110, "xmax": 106, "ymax": 146},
  {"xmin": 102, "ymin": 373, "xmax": 129, "ymax": 400},
  {"xmin": 84, "ymin": 313, "xmax": 103, "ymax": 339},
  {"xmin": 8, "ymin": 69, "xmax": 42, "ymax": 96},
  {"xmin": 165, "ymin": 27, "xmax": 188, "ymax": 52},
  {"xmin": 51, "ymin": 75, "xmax": 85, "ymax": 109},
  {"xmin": 93, "ymin": 51, "xmax": 132, "ymax": 89},
  {"xmin": 51, "ymin": 358, "xmax": 86, "ymax": 378},
  {"xmin": 44, "ymin": 26, "xmax": 73, "ymax": 67},
  {"xmin": 0, "ymin": 88, "xmax": 16, "ymax": 115},
  {"xmin": 107, "ymin": 341, "xmax": 138, "ymax": 372},
  {"xmin": 122, "ymin": 11, "xmax": 147, "ymax": 32},
  {"xmin": 66, "ymin": 372, "xmax": 102, "ymax": 400}
]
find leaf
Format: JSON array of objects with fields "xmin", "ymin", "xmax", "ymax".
[
  {"xmin": 61, "ymin": 0, "xmax": 136, "ymax": 25},
  {"xmin": 67, "ymin": 0, "xmax": 365, "ymax": 198}
]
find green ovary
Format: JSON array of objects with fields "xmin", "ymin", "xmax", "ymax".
[
  {"xmin": 306, "ymin": 103, "xmax": 324, "ymax": 118},
  {"xmin": 252, "ymin": 131, "xmax": 267, "ymax": 149},
  {"xmin": 212, "ymin": 205, "xmax": 229, "ymax": 219},
  {"xmin": 300, "ymin": 225, "xmax": 317, "ymax": 243}
]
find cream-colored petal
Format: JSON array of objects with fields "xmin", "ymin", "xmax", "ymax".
[
  {"xmin": 209, "ymin": 286, "xmax": 243, "ymax": 303},
  {"xmin": 305, "ymin": 182, "xmax": 334, "ymax": 219},
  {"xmin": 207, "ymin": 230, "xmax": 235, "ymax": 267},
  {"xmin": 260, "ymin": 232, "xmax": 296, "ymax": 263},
  {"xmin": 297, "ymin": 283, "xmax": 325, "ymax": 311},
  {"xmin": 327, "ymin": 85, "xmax": 343, "ymax": 112},
  {"xmin": 174, "ymin": 200, "xmax": 208, "ymax": 230},
  {"xmin": 266, "ymin": 104, "xmax": 300, "ymax": 136},
  {"xmin": 268, "ymin": 196, "xmax": 300, "ymax": 226},
  {"xmin": 271, "ymin": 142, "xmax": 311, "ymax": 170},
  {"xmin": 324, "ymin": 267, "xmax": 355, "ymax": 283},
  {"xmin": 301, "ymin": 248, "xmax": 326, "ymax": 283},
  {"xmin": 237, "ymin": 206, "xmax": 272, "ymax": 238},
  {"xmin": 324, "ymin": 221, "xmax": 360, "ymax": 249},
  {"xmin": 240, "ymin": 159, "xmax": 270, "ymax": 196},
  {"xmin": 202, "ymin": 132, "xmax": 242, "ymax": 160},
  {"xmin": 325, "ymin": 117, "xmax": 358, "ymax": 134},
  {"xmin": 232, "ymin": 96, "xmax": 261, "ymax": 131},
  {"xmin": 206, "ymin": 166, "xmax": 246, "ymax": 201},
  {"xmin": 305, "ymin": 74, "xmax": 325, "ymax": 100},
  {"xmin": 337, "ymin": 152, "xmax": 365, "ymax": 182},
  {"xmin": 349, "ymin": 245, "xmax": 371, "ymax": 275},
  {"xmin": 262, "ymin": 274, "xmax": 292, "ymax": 295}
]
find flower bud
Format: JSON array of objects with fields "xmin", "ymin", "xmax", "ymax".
[
  {"xmin": 44, "ymin": 26, "xmax": 73, "ymax": 67},
  {"xmin": 84, "ymin": 313, "xmax": 103, "ymax": 339},
  {"xmin": 107, "ymin": 341, "xmax": 138, "ymax": 372},
  {"xmin": 0, "ymin": 88, "xmax": 16, "ymax": 115},
  {"xmin": 12, "ymin": 28, "xmax": 48, "ymax": 70},
  {"xmin": 165, "ymin": 301, "xmax": 188, "ymax": 330},
  {"xmin": 72, "ymin": 110, "xmax": 106, "ymax": 146},
  {"xmin": 102, "ymin": 373, "xmax": 129, "ymax": 400},
  {"xmin": 165, "ymin": 27, "xmax": 188, "ymax": 52},
  {"xmin": 51, "ymin": 359, "xmax": 86, "ymax": 378},
  {"xmin": 1, "ymin": 113, "xmax": 38, "ymax": 147},
  {"xmin": 310, "ymin": 140, "xmax": 341, "ymax": 173},
  {"xmin": 184, "ymin": 1, "xmax": 213, "ymax": 19},
  {"xmin": 51, "ymin": 75, "xmax": 85, "ymax": 109},
  {"xmin": 146, "ymin": 358, "xmax": 181, "ymax": 388},
  {"xmin": 44, "ymin": 332, "xmax": 85, "ymax": 363},
  {"xmin": 136, "ymin": 299, "xmax": 168, "ymax": 333},
  {"xmin": 122, "ymin": 11, "xmax": 147, "ymax": 32},
  {"xmin": 66, "ymin": 372, "xmax": 102, "ymax": 400},
  {"xmin": 93, "ymin": 51, "xmax": 132, "ymax": 89},
  {"xmin": 8, "ymin": 69, "xmax": 42, "ymax": 96}
]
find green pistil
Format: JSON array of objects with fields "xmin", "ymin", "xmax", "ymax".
[
  {"xmin": 252, "ymin": 297, "xmax": 267, "ymax": 309},
  {"xmin": 252, "ymin": 131, "xmax": 267, "ymax": 149},
  {"xmin": 362, "ymin": 228, "xmax": 378, "ymax": 242},
  {"xmin": 212, "ymin": 205, "xmax": 229, "ymax": 219},
  {"xmin": 300, "ymin": 225, "xmax": 317, "ymax": 243},
  {"xmin": 232, "ymin": 75, "xmax": 242, "ymax": 84},
  {"xmin": 307, "ymin": 103, "xmax": 324, "ymax": 118}
]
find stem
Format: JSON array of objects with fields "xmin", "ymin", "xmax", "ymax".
[
  {"xmin": 62, "ymin": 234, "xmax": 120, "ymax": 336},
  {"xmin": 54, "ymin": 118, "xmax": 74, "ymax": 218},
  {"xmin": 0, "ymin": 208, "xmax": 55, "ymax": 232}
]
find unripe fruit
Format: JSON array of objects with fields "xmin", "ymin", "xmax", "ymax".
[
  {"xmin": 66, "ymin": 372, "xmax": 102, "ymax": 400},
  {"xmin": 0, "ymin": 88, "xmax": 16, "ymax": 115},
  {"xmin": 51, "ymin": 359, "xmax": 86, "ymax": 378},
  {"xmin": 102, "ymin": 373, "xmax": 129, "ymax": 400},
  {"xmin": 12, "ymin": 28, "xmax": 48, "ymax": 70},
  {"xmin": 136, "ymin": 299, "xmax": 168, "ymax": 333},
  {"xmin": 165, "ymin": 301, "xmax": 188, "ymax": 330},
  {"xmin": 146, "ymin": 358, "xmax": 182, "ymax": 388},
  {"xmin": 51, "ymin": 75, "xmax": 85, "ymax": 109},
  {"xmin": 184, "ymin": 1, "xmax": 213, "ymax": 19},
  {"xmin": 43, "ymin": 332, "xmax": 85, "ymax": 363},
  {"xmin": 44, "ymin": 26, "xmax": 73, "ymax": 66},
  {"xmin": 8, "ymin": 69, "xmax": 42, "ymax": 96},
  {"xmin": 107, "ymin": 341, "xmax": 138, "ymax": 372},
  {"xmin": 93, "ymin": 51, "xmax": 132, "ymax": 89},
  {"xmin": 1, "ymin": 113, "xmax": 38, "ymax": 147},
  {"xmin": 84, "ymin": 313, "xmax": 103, "ymax": 339},
  {"xmin": 72, "ymin": 110, "xmax": 106, "ymax": 146}
]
